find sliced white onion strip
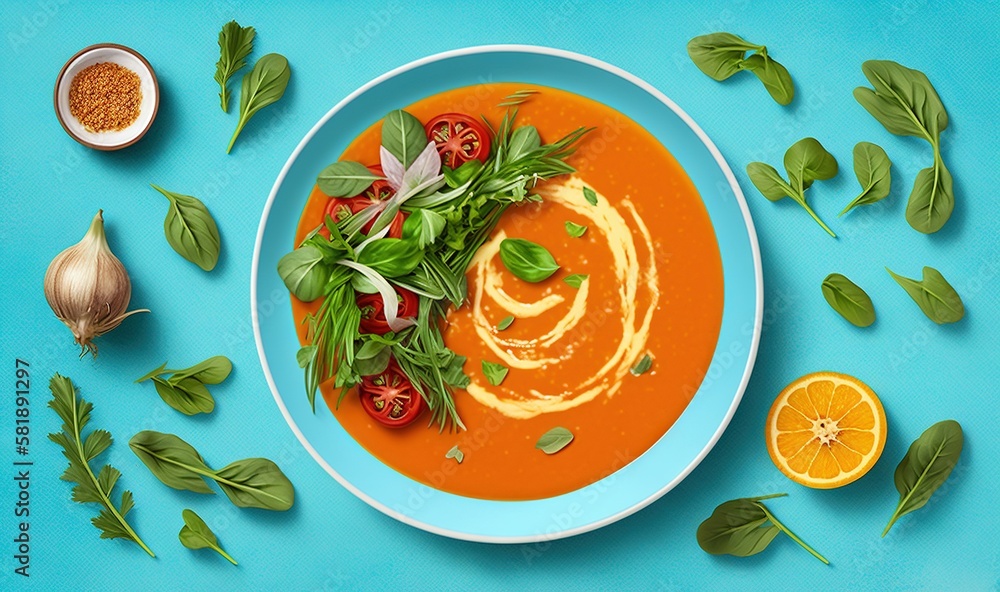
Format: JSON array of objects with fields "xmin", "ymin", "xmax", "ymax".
[{"xmin": 337, "ymin": 259, "xmax": 415, "ymax": 332}]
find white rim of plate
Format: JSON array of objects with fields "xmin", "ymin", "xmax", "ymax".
[{"xmin": 251, "ymin": 44, "xmax": 764, "ymax": 544}]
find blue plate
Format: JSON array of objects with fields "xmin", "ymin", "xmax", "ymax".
[{"xmin": 252, "ymin": 45, "xmax": 762, "ymax": 543}]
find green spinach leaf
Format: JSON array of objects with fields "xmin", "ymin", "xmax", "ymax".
[
  {"xmin": 499, "ymin": 238, "xmax": 560, "ymax": 282},
  {"xmin": 151, "ymin": 376, "xmax": 215, "ymax": 415},
  {"xmin": 228, "ymin": 53, "xmax": 290, "ymax": 153},
  {"xmin": 179, "ymin": 509, "xmax": 237, "ymax": 565},
  {"xmin": 740, "ymin": 53, "xmax": 794, "ymax": 105},
  {"xmin": 884, "ymin": 420, "xmax": 963, "ymax": 536},
  {"xmin": 697, "ymin": 494, "xmax": 828, "ymax": 564},
  {"xmin": 854, "ymin": 60, "xmax": 952, "ymax": 233},
  {"xmin": 687, "ymin": 32, "xmax": 794, "ymax": 105},
  {"xmin": 151, "ymin": 185, "xmax": 222, "ymax": 271},
  {"xmin": 841, "ymin": 142, "xmax": 892, "ymax": 216},
  {"xmin": 746, "ymin": 138, "xmax": 838, "ymax": 237},
  {"xmin": 821, "ymin": 273, "xmax": 876, "ymax": 327},
  {"xmin": 886, "ymin": 266, "xmax": 964, "ymax": 324}
]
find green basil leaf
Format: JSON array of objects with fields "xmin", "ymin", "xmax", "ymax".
[
  {"xmin": 686, "ymin": 32, "xmax": 761, "ymax": 81},
  {"xmin": 697, "ymin": 498, "xmax": 777, "ymax": 557},
  {"xmin": 168, "ymin": 356, "xmax": 232, "ymax": 385},
  {"xmin": 381, "ymin": 109, "xmax": 427, "ymax": 168},
  {"xmin": 445, "ymin": 445, "xmax": 464, "ymax": 464},
  {"xmin": 213, "ymin": 458, "xmax": 294, "ymax": 511},
  {"xmin": 356, "ymin": 238, "xmax": 424, "ymax": 277},
  {"xmin": 152, "ymin": 377, "xmax": 215, "ymax": 415},
  {"xmin": 563, "ymin": 274, "xmax": 588, "ymax": 289},
  {"xmin": 296, "ymin": 345, "xmax": 317, "ymax": 369},
  {"xmin": 854, "ymin": 60, "xmax": 948, "ymax": 141},
  {"xmin": 783, "ymin": 137, "xmax": 838, "ymax": 190},
  {"xmin": 884, "ymin": 420, "xmax": 963, "ymax": 536},
  {"xmin": 152, "ymin": 185, "xmax": 222, "ymax": 271},
  {"xmin": 821, "ymin": 273, "xmax": 875, "ymax": 327},
  {"xmin": 564, "ymin": 221, "xmax": 588, "ymax": 238},
  {"xmin": 213, "ymin": 20, "xmax": 255, "ymax": 113},
  {"xmin": 582, "ymin": 186, "xmax": 598, "ymax": 206},
  {"xmin": 887, "ymin": 266, "xmax": 964, "ymax": 324},
  {"xmin": 535, "ymin": 427, "xmax": 574, "ymax": 454},
  {"xmin": 905, "ymin": 162, "xmax": 954, "ymax": 234},
  {"xmin": 630, "ymin": 354, "xmax": 652, "ymax": 376},
  {"xmin": 402, "ymin": 209, "xmax": 446, "ymax": 249},
  {"xmin": 499, "ymin": 238, "xmax": 560, "ymax": 283},
  {"xmin": 841, "ymin": 142, "xmax": 892, "ymax": 216},
  {"xmin": 228, "ymin": 53, "xmax": 290, "ymax": 153},
  {"xmin": 740, "ymin": 54, "xmax": 794, "ymax": 105},
  {"xmin": 317, "ymin": 161, "xmax": 382, "ymax": 198},
  {"xmin": 496, "ymin": 315, "xmax": 514, "ymax": 331},
  {"xmin": 746, "ymin": 162, "xmax": 794, "ymax": 201},
  {"xmin": 481, "ymin": 360, "xmax": 509, "ymax": 386},
  {"xmin": 128, "ymin": 431, "xmax": 215, "ymax": 494},
  {"xmin": 508, "ymin": 126, "xmax": 541, "ymax": 161},
  {"xmin": 353, "ymin": 344, "xmax": 391, "ymax": 376},
  {"xmin": 179, "ymin": 509, "xmax": 237, "ymax": 565},
  {"xmin": 278, "ymin": 245, "xmax": 331, "ymax": 302}
]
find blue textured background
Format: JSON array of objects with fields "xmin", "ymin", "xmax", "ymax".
[{"xmin": 1, "ymin": 1, "xmax": 997, "ymax": 590}]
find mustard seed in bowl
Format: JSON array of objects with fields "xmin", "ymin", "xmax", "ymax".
[{"xmin": 68, "ymin": 62, "xmax": 142, "ymax": 132}]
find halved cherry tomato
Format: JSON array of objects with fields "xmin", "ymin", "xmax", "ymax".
[
  {"xmin": 425, "ymin": 113, "xmax": 492, "ymax": 168},
  {"xmin": 357, "ymin": 287, "xmax": 419, "ymax": 335},
  {"xmin": 359, "ymin": 359, "xmax": 423, "ymax": 428},
  {"xmin": 320, "ymin": 165, "xmax": 406, "ymax": 238}
]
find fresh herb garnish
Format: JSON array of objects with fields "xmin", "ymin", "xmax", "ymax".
[
  {"xmin": 151, "ymin": 184, "xmax": 222, "ymax": 271},
  {"xmin": 696, "ymin": 493, "xmax": 828, "ymax": 564},
  {"xmin": 499, "ymin": 238, "xmax": 560, "ymax": 283},
  {"xmin": 563, "ymin": 274, "xmax": 588, "ymax": 289},
  {"xmin": 317, "ymin": 161, "xmax": 384, "ymax": 198},
  {"xmin": 280, "ymin": 108, "xmax": 589, "ymax": 430},
  {"xmin": 227, "ymin": 53, "xmax": 290, "ymax": 153},
  {"xmin": 821, "ymin": 273, "xmax": 875, "ymax": 327},
  {"xmin": 886, "ymin": 266, "xmax": 964, "ymax": 324},
  {"xmin": 583, "ymin": 186, "xmax": 598, "ymax": 206},
  {"xmin": 840, "ymin": 142, "xmax": 891, "ymax": 216},
  {"xmin": 445, "ymin": 445, "xmax": 464, "ymax": 464},
  {"xmin": 179, "ymin": 509, "xmax": 237, "ymax": 565},
  {"xmin": 129, "ymin": 431, "xmax": 294, "ymax": 511},
  {"xmin": 630, "ymin": 354, "xmax": 652, "ymax": 376},
  {"xmin": 686, "ymin": 32, "xmax": 794, "ymax": 105},
  {"xmin": 136, "ymin": 356, "xmax": 233, "ymax": 415},
  {"xmin": 498, "ymin": 89, "xmax": 538, "ymax": 107},
  {"xmin": 481, "ymin": 360, "xmax": 509, "ymax": 386},
  {"xmin": 496, "ymin": 315, "xmax": 514, "ymax": 331},
  {"xmin": 48, "ymin": 374, "xmax": 155, "ymax": 557},
  {"xmin": 564, "ymin": 221, "xmax": 588, "ymax": 237},
  {"xmin": 746, "ymin": 137, "xmax": 838, "ymax": 237},
  {"xmin": 213, "ymin": 20, "xmax": 255, "ymax": 113},
  {"xmin": 884, "ymin": 420, "xmax": 963, "ymax": 536},
  {"xmin": 535, "ymin": 427, "xmax": 574, "ymax": 455},
  {"xmin": 854, "ymin": 60, "xmax": 952, "ymax": 233}
]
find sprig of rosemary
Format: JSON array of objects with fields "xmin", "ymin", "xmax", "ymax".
[{"xmin": 498, "ymin": 89, "xmax": 538, "ymax": 107}]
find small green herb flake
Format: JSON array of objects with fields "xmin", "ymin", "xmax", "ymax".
[
  {"xmin": 496, "ymin": 316, "xmax": 514, "ymax": 331},
  {"xmin": 630, "ymin": 354, "xmax": 652, "ymax": 376},
  {"xmin": 445, "ymin": 445, "xmax": 464, "ymax": 464},
  {"xmin": 583, "ymin": 186, "xmax": 598, "ymax": 206},
  {"xmin": 564, "ymin": 221, "xmax": 588, "ymax": 238},
  {"xmin": 481, "ymin": 360, "xmax": 509, "ymax": 386},
  {"xmin": 535, "ymin": 427, "xmax": 574, "ymax": 454},
  {"xmin": 563, "ymin": 274, "xmax": 588, "ymax": 289}
]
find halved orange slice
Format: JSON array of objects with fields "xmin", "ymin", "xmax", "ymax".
[{"xmin": 766, "ymin": 372, "xmax": 887, "ymax": 489}]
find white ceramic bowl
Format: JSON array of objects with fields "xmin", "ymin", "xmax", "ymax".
[{"xmin": 54, "ymin": 43, "xmax": 159, "ymax": 150}]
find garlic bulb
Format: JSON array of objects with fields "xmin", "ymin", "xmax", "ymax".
[{"xmin": 44, "ymin": 210, "xmax": 148, "ymax": 356}]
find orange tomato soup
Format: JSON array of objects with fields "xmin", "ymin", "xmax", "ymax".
[{"xmin": 292, "ymin": 83, "xmax": 723, "ymax": 500}]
